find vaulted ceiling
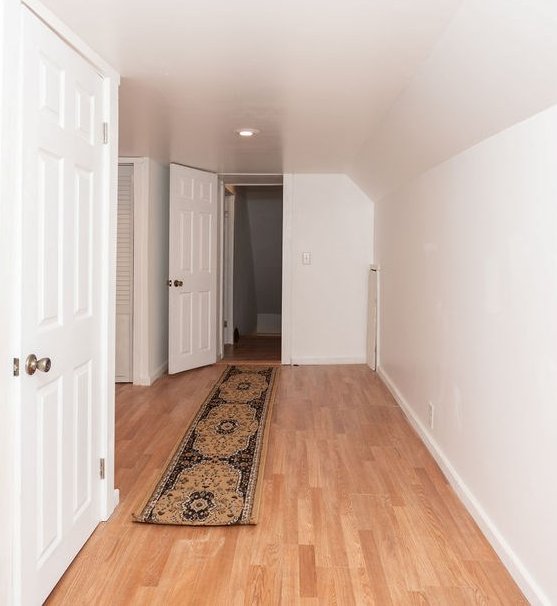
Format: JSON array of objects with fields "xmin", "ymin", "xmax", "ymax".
[{"xmin": 41, "ymin": 0, "xmax": 557, "ymax": 197}]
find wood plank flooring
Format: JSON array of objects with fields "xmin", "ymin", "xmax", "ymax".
[
  {"xmin": 222, "ymin": 335, "xmax": 281, "ymax": 363},
  {"xmin": 46, "ymin": 365, "xmax": 527, "ymax": 605}
]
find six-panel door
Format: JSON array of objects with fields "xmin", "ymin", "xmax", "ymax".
[
  {"xmin": 168, "ymin": 164, "xmax": 218, "ymax": 374},
  {"xmin": 20, "ymin": 8, "xmax": 105, "ymax": 604}
]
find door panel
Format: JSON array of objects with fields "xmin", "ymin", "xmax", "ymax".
[
  {"xmin": 199, "ymin": 290, "xmax": 211, "ymax": 350},
  {"xmin": 179, "ymin": 210, "xmax": 194, "ymax": 273},
  {"xmin": 74, "ymin": 168, "xmax": 93, "ymax": 318},
  {"xmin": 169, "ymin": 164, "xmax": 217, "ymax": 373},
  {"xmin": 21, "ymin": 8, "xmax": 104, "ymax": 604},
  {"xmin": 36, "ymin": 378, "xmax": 63, "ymax": 563},
  {"xmin": 72, "ymin": 360, "xmax": 93, "ymax": 517},
  {"xmin": 179, "ymin": 293, "xmax": 193, "ymax": 355}
]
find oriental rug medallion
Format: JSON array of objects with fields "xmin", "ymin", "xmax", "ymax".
[{"xmin": 133, "ymin": 365, "xmax": 279, "ymax": 526}]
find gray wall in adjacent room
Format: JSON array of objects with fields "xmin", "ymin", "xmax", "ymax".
[
  {"xmin": 233, "ymin": 188, "xmax": 257, "ymax": 335},
  {"xmin": 246, "ymin": 187, "xmax": 283, "ymax": 317},
  {"xmin": 233, "ymin": 186, "xmax": 283, "ymax": 336}
]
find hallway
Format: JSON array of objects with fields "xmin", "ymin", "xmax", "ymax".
[{"xmin": 46, "ymin": 365, "xmax": 525, "ymax": 604}]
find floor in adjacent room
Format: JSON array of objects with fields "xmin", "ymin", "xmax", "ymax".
[
  {"xmin": 46, "ymin": 365, "xmax": 526, "ymax": 605},
  {"xmin": 222, "ymin": 334, "xmax": 281, "ymax": 364}
]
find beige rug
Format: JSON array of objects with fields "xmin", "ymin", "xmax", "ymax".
[{"xmin": 133, "ymin": 365, "xmax": 279, "ymax": 526}]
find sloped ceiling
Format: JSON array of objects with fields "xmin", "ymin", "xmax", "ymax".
[
  {"xmin": 40, "ymin": 0, "xmax": 557, "ymax": 195},
  {"xmin": 349, "ymin": 0, "xmax": 557, "ymax": 199},
  {"xmin": 40, "ymin": 0, "xmax": 462, "ymax": 173}
]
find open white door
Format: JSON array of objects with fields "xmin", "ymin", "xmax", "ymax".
[
  {"xmin": 169, "ymin": 164, "xmax": 218, "ymax": 373},
  {"xmin": 20, "ymin": 9, "xmax": 106, "ymax": 603}
]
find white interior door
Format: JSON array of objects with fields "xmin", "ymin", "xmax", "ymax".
[
  {"xmin": 116, "ymin": 164, "xmax": 134, "ymax": 382},
  {"xmin": 169, "ymin": 164, "xmax": 218, "ymax": 373},
  {"xmin": 20, "ymin": 9, "xmax": 105, "ymax": 603}
]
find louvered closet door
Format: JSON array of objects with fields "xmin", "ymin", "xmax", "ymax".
[{"xmin": 116, "ymin": 164, "xmax": 134, "ymax": 382}]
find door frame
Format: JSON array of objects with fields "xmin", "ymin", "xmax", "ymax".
[
  {"xmin": 366, "ymin": 265, "xmax": 379, "ymax": 371},
  {"xmin": 217, "ymin": 176, "xmax": 291, "ymax": 361},
  {"xmin": 281, "ymin": 174, "xmax": 293, "ymax": 364},
  {"xmin": 222, "ymin": 191, "xmax": 235, "ymax": 345},
  {"xmin": 0, "ymin": 0, "xmax": 120, "ymax": 601},
  {"xmin": 217, "ymin": 178, "xmax": 225, "ymax": 359}
]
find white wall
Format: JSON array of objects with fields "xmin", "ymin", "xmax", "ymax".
[
  {"xmin": 375, "ymin": 105, "xmax": 557, "ymax": 605},
  {"xmin": 147, "ymin": 159, "xmax": 169, "ymax": 381},
  {"xmin": 287, "ymin": 174, "xmax": 373, "ymax": 364},
  {"xmin": 350, "ymin": 0, "xmax": 557, "ymax": 201}
]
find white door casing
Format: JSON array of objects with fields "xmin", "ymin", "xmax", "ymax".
[
  {"xmin": 367, "ymin": 267, "xmax": 378, "ymax": 371},
  {"xmin": 20, "ymin": 8, "xmax": 105, "ymax": 603},
  {"xmin": 217, "ymin": 178, "xmax": 225, "ymax": 360},
  {"xmin": 168, "ymin": 164, "xmax": 218, "ymax": 374},
  {"xmin": 223, "ymin": 194, "xmax": 235, "ymax": 345}
]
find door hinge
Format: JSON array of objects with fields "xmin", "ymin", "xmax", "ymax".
[
  {"xmin": 224, "ymin": 320, "xmax": 228, "ymax": 328},
  {"xmin": 102, "ymin": 122, "xmax": 109, "ymax": 145},
  {"xmin": 13, "ymin": 357, "xmax": 19, "ymax": 377},
  {"xmin": 99, "ymin": 458, "xmax": 106, "ymax": 479}
]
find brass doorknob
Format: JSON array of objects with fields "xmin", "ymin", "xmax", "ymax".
[
  {"xmin": 25, "ymin": 354, "xmax": 52, "ymax": 375},
  {"xmin": 174, "ymin": 280, "xmax": 183, "ymax": 287}
]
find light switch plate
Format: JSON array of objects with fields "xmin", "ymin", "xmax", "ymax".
[{"xmin": 302, "ymin": 252, "xmax": 311, "ymax": 265}]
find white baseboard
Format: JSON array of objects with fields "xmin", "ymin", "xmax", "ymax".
[
  {"xmin": 100, "ymin": 488, "xmax": 119, "ymax": 522},
  {"xmin": 133, "ymin": 361, "xmax": 167, "ymax": 386},
  {"xmin": 150, "ymin": 361, "xmax": 168, "ymax": 384},
  {"xmin": 376, "ymin": 365, "xmax": 549, "ymax": 606},
  {"xmin": 290, "ymin": 356, "xmax": 366, "ymax": 365},
  {"xmin": 134, "ymin": 375, "xmax": 151, "ymax": 386}
]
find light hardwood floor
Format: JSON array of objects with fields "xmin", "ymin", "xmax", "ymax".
[
  {"xmin": 222, "ymin": 335, "xmax": 281, "ymax": 363},
  {"xmin": 47, "ymin": 365, "xmax": 527, "ymax": 605}
]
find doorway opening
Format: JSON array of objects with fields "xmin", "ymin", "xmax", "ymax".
[{"xmin": 222, "ymin": 184, "xmax": 283, "ymax": 363}]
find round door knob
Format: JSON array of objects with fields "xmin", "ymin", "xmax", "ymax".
[
  {"xmin": 174, "ymin": 280, "xmax": 183, "ymax": 287},
  {"xmin": 25, "ymin": 354, "xmax": 52, "ymax": 375}
]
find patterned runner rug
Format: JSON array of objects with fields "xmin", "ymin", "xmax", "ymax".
[{"xmin": 133, "ymin": 365, "xmax": 279, "ymax": 526}]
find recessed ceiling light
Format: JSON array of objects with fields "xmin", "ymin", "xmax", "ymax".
[{"xmin": 235, "ymin": 128, "xmax": 260, "ymax": 137}]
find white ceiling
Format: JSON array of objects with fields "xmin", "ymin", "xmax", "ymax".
[{"xmin": 40, "ymin": 0, "xmax": 463, "ymax": 174}]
